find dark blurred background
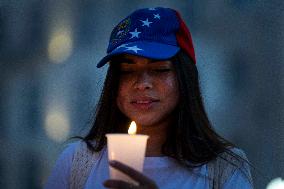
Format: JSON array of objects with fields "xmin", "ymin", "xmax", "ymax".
[{"xmin": 0, "ymin": 1, "xmax": 283, "ymax": 189}]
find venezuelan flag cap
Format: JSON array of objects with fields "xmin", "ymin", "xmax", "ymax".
[{"xmin": 97, "ymin": 7, "xmax": 196, "ymax": 68}]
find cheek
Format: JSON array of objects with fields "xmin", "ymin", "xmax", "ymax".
[{"xmin": 163, "ymin": 76, "xmax": 179, "ymax": 102}]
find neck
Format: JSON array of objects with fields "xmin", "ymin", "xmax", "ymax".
[{"xmin": 136, "ymin": 120, "xmax": 170, "ymax": 157}]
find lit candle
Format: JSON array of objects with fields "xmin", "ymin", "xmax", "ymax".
[
  {"xmin": 128, "ymin": 121, "xmax": 137, "ymax": 135},
  {"xmin": 106, "ymin": 121, "xmax": 149, "ymax": 184}
]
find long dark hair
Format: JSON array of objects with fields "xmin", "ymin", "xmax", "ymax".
[{"xmin": 76, "ymin": 50, "xmax": 236, "ymax": 167}]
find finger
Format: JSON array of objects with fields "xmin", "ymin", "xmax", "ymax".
[
  {"xmin": 103, "ymin": 179, "xmax": 137, "ymax": 189},
  {"xmin": 109, "ymin": 160, "xmax": 155, "ymax": 185}
]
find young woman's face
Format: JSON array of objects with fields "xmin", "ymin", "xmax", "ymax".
[{"xmin": 115, "ymin": 54, "xmax": 179, "ymax": 127}]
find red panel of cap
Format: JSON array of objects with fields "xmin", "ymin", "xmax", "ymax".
[{"xmin": 175, "ymin": 11, "xmax": 196, "ymax": 64}]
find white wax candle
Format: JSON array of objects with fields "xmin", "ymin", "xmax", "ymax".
[{"xmin": 106, "ymin": 121, "xmax": 149, "ymax": 184}]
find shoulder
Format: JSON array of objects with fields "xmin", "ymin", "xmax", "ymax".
[
  {"xmin": 218, "ymin": 147, "xmax": 249, "ymax": 166},
  {"xmin": 61, "ymin": 141, "xmax": 82, "ymax": 158},
  {"xmin": 44, "ymin": 141, "xmax": 82, "ymax": 189},
  {"xmin": 54, "ymin": 140, "xmax": 93, "ymax": 165},
  {"xmin": 69, "ymin": 140, "xmax": 102, "ymax": 189},
  {"xmin": 215, "ymin": 147, "xmax": 251, "ymax": 175},
  {"xmin": 48, "ymin": 141, "xmax": 82, "ymax": 167},
  {"xmin": 63, "ymin": 139, "xmax": 97, "ymax": 154},
  {"xmin": 207, "ymin": 147, "xmax": 253, "ymax": 188},
  {"xmin": 220, "ymin": 147, "xmax": 254, "ymax": 188}
]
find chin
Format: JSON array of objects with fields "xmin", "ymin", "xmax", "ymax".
[{"xmin": 130, "ymin": 116, "xmax": 161, "ymax": 127}]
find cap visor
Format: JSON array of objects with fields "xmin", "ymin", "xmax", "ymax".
[{"xmin": 96, "ymin": 41, "xmax": 180, "ymax": 68}]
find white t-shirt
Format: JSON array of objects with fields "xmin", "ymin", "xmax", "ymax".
[{"xmin": 44, "ymin": 142, "xmax": 253, "ymax": 189}]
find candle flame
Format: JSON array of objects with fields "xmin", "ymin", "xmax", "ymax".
[{"xmin": 128, "ymin": 121, "xmax": 137, "ymax": 135}]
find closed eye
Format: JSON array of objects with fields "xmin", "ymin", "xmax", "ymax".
[{"xmin": 154, "ymin": 68, "xmax": 172, "ymax": 73}]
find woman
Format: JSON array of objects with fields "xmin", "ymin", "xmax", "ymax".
[{"xmin": 45, "ymin": 7, "xmax": 253, "ymax": 189}]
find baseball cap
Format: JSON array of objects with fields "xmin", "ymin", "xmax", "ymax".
[{"xmin": 97, "ymin": 7, "xmax": 196, "ymax": 68}]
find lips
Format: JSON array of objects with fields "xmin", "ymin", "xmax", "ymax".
[
  {"xmin": 131, "ymin": 97, "xmax": 159, "ymax": 103},
  {"xmin": 134, "ymin": 100, "xmax": 157, "ymax": 104},
  {"xmin": 130, "ymin": 97, "xmax": 159, "ymax": 110}
]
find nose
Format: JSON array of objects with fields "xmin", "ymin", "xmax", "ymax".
[{"xmin": 133, "ymin": 71, "xmax": 153, "ymax": 90}]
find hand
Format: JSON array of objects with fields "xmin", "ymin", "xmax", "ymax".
[{"xmin": 103, "ymin": 160, "xmax": 159, "ymax": 189}]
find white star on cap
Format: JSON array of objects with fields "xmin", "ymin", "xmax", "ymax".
[
  {"xmin": 129, "ymin": 28, "xmax": 141, "ymax": 39},
  {"xmin": 117, "ymin": 30, "xmax": 124, "ymax": 36},
  {"xmin": 149, "ymin": 8, "xmax": 156, "ymax": 11},
  {"xmin": 116, "ymin": 44, "xmax": 128, "ymax": 49},
  {"xmin": 153, "ymin": 13, "xmax": 160, "ymax": 19},
  {"xmin": 140, "ymin": 18, "xmax": 153, "ymax": 27},
  {"xmin": 124, "ymin": 45, "xmax": 143, "ymax": 53}
]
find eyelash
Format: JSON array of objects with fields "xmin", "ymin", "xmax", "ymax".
[{"xmin": 154, "ymin": 68, "xmax": 171, "ymax": 72}]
